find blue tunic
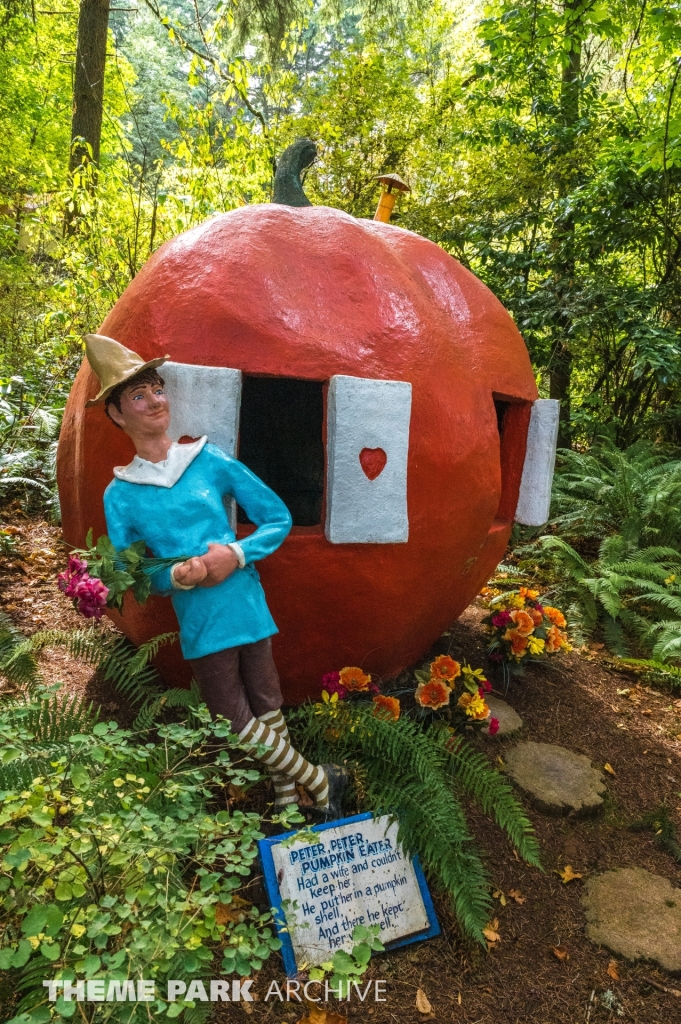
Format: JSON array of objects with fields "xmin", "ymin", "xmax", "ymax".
[{"xmin": 103, "ymin": 443, "xmax": 292, "ymax": 660}]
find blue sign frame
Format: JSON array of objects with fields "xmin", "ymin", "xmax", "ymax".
[{"xmin": 258, "ymin": 811, "xmax": 440, "ymax": 978}]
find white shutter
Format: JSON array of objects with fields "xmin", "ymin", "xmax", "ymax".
[
  {"xmin": 162, "ymin": 362, "xmax": 242, "ymax": 456},
  {"xmin": 162, "ymin": 362, "xmax": 242, "ymax": 529},
  {"xmin": 326, "ymin": 375, "xmax": 411, "ymax": 544},
  {"xmin": 515, "ymin": 399, "xmax": 560, "ymax": 526}
]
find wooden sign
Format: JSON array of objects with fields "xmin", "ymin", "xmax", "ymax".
[{"xmin": 259, "ymin": 812, "xmax": 440, "ymax": 976}]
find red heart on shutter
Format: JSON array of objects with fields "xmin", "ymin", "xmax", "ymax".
[{"xmin": 359, "ymin": 447, "xmax": 388, "ymax": 480}]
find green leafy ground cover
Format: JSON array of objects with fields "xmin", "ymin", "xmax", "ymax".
[
  {"xmin": 0, "ymin": 606, "xmax": 542, "ymax": 1020},
  {"xmin": 0, "ymin": 688, "xmax": 302, "ymax": 1023}
]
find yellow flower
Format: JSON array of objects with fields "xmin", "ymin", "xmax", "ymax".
[
  {"xmin": 527, "ymin": 636, "xmax": 545, "ymax": 655},
  {"xmin": 457, "ymin": 693, "xmax": 489, "ymax": 720},
  {"xmin": 321, "ymin": 690, "xmax": 339, "ymax": 704},
  {"xmin": 666, "ymin": 574, "xmax": 677, "ymax": 586}
]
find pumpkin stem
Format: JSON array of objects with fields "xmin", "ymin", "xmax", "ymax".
[{"xmin": 272, "ymin": 139, "xmax": 317, "ymax": 207}]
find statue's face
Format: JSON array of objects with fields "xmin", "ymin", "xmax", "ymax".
[{"xmin": 108, "ymin": 380, "xmax": 170, "ymax": 438}]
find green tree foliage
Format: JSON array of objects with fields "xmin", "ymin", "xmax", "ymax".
[{"xmin": 3, "ymin": 0, "xmax": 681, "ymax": 485}]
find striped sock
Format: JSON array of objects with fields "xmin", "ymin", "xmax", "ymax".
[
  {"xmin": 239, "ymin": 716, "xmax": 329, "ymax": 808},
  {"xmin": 258, "ymin": 710, "xmax": 298, "ymax": 808}
]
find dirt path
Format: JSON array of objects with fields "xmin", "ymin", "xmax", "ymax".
[{"xmin": 3, "ymin": 513, "xmax": 681, "ymax": 1022}]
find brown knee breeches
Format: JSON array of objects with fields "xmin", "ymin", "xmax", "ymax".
[{"xmin": 189, "ymin": 637, "xmax": 283, "ymax": 733}]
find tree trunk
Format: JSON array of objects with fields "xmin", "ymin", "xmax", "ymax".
[
  {"xmin": 550, "ymin": 344, "xmax": 572, "ymax": 448},
  {"xmin": 550, "ymin": 1, "xmax": 581, "ymax": 448},
  {"xmin": 69, "ymin": 0, "xmax": 110, "ymax": 173}
]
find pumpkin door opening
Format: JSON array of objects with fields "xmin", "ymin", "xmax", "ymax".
[
  {"xmin": 493, "ymin": 395, "xmax": 532, "ymax": 523},
  {"xmin": 237, "ymin": 375, "xmax": 325, "ymax": 527}
]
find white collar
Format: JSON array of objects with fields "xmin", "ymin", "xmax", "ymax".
[{"xmin": 113, "ymin": 436, "xmax": 207, "ymax": 487}]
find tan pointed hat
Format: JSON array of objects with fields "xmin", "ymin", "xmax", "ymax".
[{"xmin": 84, "ymin": 334, "xmax": 170, "ymax": 407}]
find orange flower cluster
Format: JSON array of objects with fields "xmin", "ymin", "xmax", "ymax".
[
  {"xmin": 414, "ymin": 655, "xmax": 491, "ymax": 724},
  {"xmin": 339, "ymin": 666, "xmax": 371, "ymax": 692},
  {"xmin": 372, "ymin": 694, "xmax": 401, "ymax": 720},
  {"xmin": 415, "ymin": 678, "xmax": 452, "ymax": 710},
  {"xmin": 430, "ymin": 655, "xmax": 461, "ymax": 682},
  {"xmin": 544, "ymin": 606, "xmax": 567, "ymax": 628},
  {"xmin": 482, "ymin": 587, "xmax": 570, "ymax": 664}
]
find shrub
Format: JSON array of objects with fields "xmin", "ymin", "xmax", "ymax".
[
  {"xmin": 513, "ymin": 440, "xmax": 681, "ymax": 660},
  {"xmin": 0, "ymin": 689, "xmax": 301, "ymax": 1023},
  {"xmin": 548, "ymin": 440, "xmax": 681, "ymax": 551}
]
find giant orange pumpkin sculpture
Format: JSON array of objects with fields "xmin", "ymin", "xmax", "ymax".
[{"xmin": 57, "ymin": 141, "xmax": 557, "ymax": 702}]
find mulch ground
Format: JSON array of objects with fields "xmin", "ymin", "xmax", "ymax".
[{"xmin": 3, "ymin": 510, "xmax": 681, "ymax": 1023}]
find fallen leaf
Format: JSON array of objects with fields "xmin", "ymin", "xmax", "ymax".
[
  {"xmin": 457, "ymin": 992, "xmax": 462, "ymax": 1005},
  {"xmin": 641, "ymin": 709, "xmax": 652, "ymax": 716},
  {"xmin": 558, "ymin": 865, "xmax": 583, "ymax": 884},
  {"xmin": 607, "ymin": 960, "xmax": 620, "ymax": 980},
  {"xmin": 215, "ymin": 896, "xmax": 251, "ymax": 925},
  {"xmin": 296, "ymin": 784, "xmax": 314, "ymax": 806},
  {"xmin": 552, "ymin": 945, "xmax": 569, "ymax": 961},
  {"xmin": 483, "ymin": 918, "xmax": 501, "ymax": 945},
  {"xmin": 415, "ymin": 988, "xmax": 432, "ymax": 1014},
  {"xmin": 508, "ymin": 889, "xmax": 526, "ymax": 904},
  {"xmin": 297, "ymin": 1004, "xmax": 346, "ymax": 1024},
  {"xmin": 603, "ymin": 763, "xmax": 616, "ymax": 776},
  {"xmin": 228, "ymin": 783, "xmax": 248, "ymax": 803},
  {"xmin": 492, "ymin": 889, "xmax": 507, "ymax": 905}
]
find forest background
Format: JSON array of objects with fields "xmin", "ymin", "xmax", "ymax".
[{"xmin": 3, "ymin": 0, "xmax": 681, "ymax": 467}]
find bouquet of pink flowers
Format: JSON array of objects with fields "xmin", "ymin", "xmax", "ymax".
[
  {"xmin": 58, "ymin": 555, "xmax": 109, "ymax": 619},
  {"xmin": 59, "ymin": 530, "xmax": 187, "ymax": 618}
]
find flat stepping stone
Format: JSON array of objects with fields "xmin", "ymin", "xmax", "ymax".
[
  {"xmin": 505, "ymin": 741, "xmax": 606, "ymax": 816},
  {"xmin": 484, "ymin": 696, "xmax": 523, "ymax": 737},
  {"xmin": 583, "ymin": 868, "xmax": 681, "ymax": 972}
]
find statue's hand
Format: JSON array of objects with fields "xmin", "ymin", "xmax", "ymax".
[
  {"xmin": 198, "ymin": 543, "xmax": 239, "ymax": 587},
  {"xmin": 173, "ymin": 556, "xmax": 208, "ymax": 587}
]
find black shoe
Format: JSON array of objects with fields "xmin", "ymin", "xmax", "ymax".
[{"xmin": 306, "ymin": 764, "xmax": 349, "ymax": 822}]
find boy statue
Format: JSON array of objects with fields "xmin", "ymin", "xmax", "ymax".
[{"xmin": 84, "ymin": 333, "xmax": 346, "ymax": 818}]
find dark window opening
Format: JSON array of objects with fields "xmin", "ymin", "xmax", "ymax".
[
  {"xmin": 492, "ymin": 395, "xmax": 532, "ymax": 523},
  {"xmin": 494, "ymin": 398, "xmax": 510, "ymax": 438},
  {"xmin": 237, "ymin": 376, "xmax": 324, "ymax": 527}
]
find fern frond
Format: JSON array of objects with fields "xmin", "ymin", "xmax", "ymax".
[
  {"xmin": 289, "ymin": 702, "xmax": 540, "ymax": 943},
  {"xmin": 603, "ymin": 615, "xmax": 629, "ymax": 657},
  {"xmin": 437, "ymin": 727, "xmax": 541, "ymax": 867},
  {"xmin": 0, "ymin": 612, "xmax": 40, "ymax": 690},
  {"xmin": 618, "ymin": 658, "xmax": 681, "ymax": 692},
  {"xmin": 23, "ymin": 691, "xmax": 99, "ymax": 741}
]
